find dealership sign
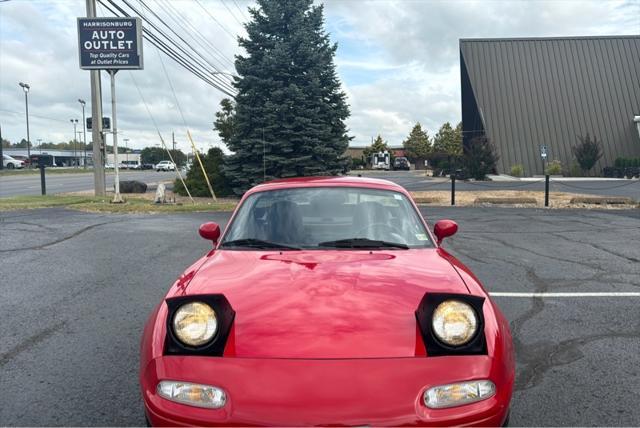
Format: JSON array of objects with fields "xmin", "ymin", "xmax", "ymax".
[{"xmin": 77, "ymin": 17, "xmax": 143, "ymax": 70}]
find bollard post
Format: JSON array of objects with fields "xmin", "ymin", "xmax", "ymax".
[
  {"xmin": 39, "ymin": 163, "xmax": 46, "ymax": 195},
  {"xmin": 544, "ymin": 174, "xmax": 549, "ymax": 207},
  {"xmin": 451, "ymin": 174, "xmax": 456, "ymax": 206}
]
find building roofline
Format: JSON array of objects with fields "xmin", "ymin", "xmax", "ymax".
[{"xmin": 460, "ymin": 35, "xmax": 640, "ymax": 44}]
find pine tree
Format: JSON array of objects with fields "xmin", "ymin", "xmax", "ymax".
[
  {"xmin": 223, "ymin": 0, "xmax": 351, "ymax": 194},
  {"xmin": 363, "ymin": 135, "xmax": 389, "ymax": 159},
  {"xmin": 402, "ymin": 123, "xmax": 431, "ymax": 160},
  {"xmin": 432, "ymin": 122, "xmax": 463, "ymax": 156}
]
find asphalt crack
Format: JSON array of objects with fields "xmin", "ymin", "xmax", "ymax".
[
  {"xmin": 0, "ymin": 321, "xmax": 66, "ymax": 367},
  {"xmin": 550, "ymin": 232, "xmax": 640, "ymax": 264},
  {"xmin": 0, "ymin": 220, "xmax": 118, "ymax": 253},
  {"xmin": 515, "ymin": 330, "xmax": 640, "ymax": 391}
]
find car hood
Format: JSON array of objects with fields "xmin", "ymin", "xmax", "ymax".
[{"xmin": 169, "ymin": 249, "xmax": 470, "ymax": 358}]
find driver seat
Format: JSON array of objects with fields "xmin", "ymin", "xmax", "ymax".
[
  {"xmin": 265, "ymin": 200, "xmax": 305, "ymax": 244},
  {"xmin": 352, "ymin": 201, "xmax": 391, "ymax": 240}
]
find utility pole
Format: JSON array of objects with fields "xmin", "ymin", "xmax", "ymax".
[
  {"xmin": 78, "ymin": 99, "xmax": 87, "ymax": 168},
  {"xmin": 124, "ymin": 138, "xmax": 129, "ymax": 164},
  {"xmin": 86, "ymin": 0, "xmax": 105, "ymax": 195},
  {"xmin": 37, "ymin": 139, "xmax": 42, "ymax": 154},
  {"xmin": 109, "ymin": 69, "xmax": 123, "ymax": 203},
  {"xmin": 19, "ymin": 82, "xmax": 31, "ymax": 166},
  {"xmin": 70, "ymin": 119, "xmax": 78, "ymax": 167},
  {"xmin": 172, "ymin": 131, "xmax": 176, "ymax": 152}
]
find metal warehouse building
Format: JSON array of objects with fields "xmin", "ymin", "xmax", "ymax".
[{"xmin": 460, "ymin": 35, "xmax": 640, "ymax": 176}]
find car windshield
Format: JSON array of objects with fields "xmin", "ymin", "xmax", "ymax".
[{"xmin": 221, "ymin": 187, "xmax": 434, "ymax": 250}]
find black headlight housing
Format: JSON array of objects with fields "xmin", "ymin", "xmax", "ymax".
[
  {"xmin": 415, "ymin": 293, "xmax": 486, "ymax": 356},
  {"xmin": 164, "ymin": 294, "xmax": 235, "ymax": 356}
]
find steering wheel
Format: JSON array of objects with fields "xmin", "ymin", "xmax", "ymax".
[{"xmin": 354, "ymin": 222, "xmax": 404, "ymax": 240}]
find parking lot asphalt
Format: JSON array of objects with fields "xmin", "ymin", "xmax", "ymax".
[{"xmin": 0, "ymin": 207, "xmax": 639, "ymax": 426}]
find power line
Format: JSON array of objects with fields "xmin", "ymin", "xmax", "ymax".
[
  {"xmin": 0, "ymin": 109, "xmax": 69, "ymax": 124},
  {"xmin": 99, "ymin": 0, "xmax": 236, "ymax": 96},
  {"xmin": 135, "ymin": 0, "xmax": 235, "ymax": 86},
  {"xmin": 231, "ymin": 0, "xmax": 249, "ymax": 21},
  {"xmin": 128, "ymin": 71, "xmax": 195, "ymax": 203},
  {"xmin": 193, "ymin": 0, "xmax": 237, "ymax": 40},
  {"xmin": 120, "ymin": 0, "xmax": 236, "ymax": 93},
  {"xmin": 156, "ymin": 0, "xmax": 236, "ymax": 70},
  {"xmin": 219, "ymin": 0, "xmax": 244, "ymax": 27}
]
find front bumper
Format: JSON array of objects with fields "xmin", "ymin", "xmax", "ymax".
[{"xmin": 141, "ymin": 355, "xmax": 513, "ymax": 426}]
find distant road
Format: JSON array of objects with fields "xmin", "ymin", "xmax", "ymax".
[
  {"xmin": 355, "ymin": 171, "xmax": 640, "ymax": 201},
  {"xmin": 1, "ymin": 169, "xmax": 638, "ymax": 201},
  {"xmin": 0, "ymin": 170, "xmax": 174, "ymax": 197}
]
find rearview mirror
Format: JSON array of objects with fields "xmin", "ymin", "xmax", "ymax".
[
  {"xmin": 199, "ymin": 222, "xmax": 221, "ymax": 245},
  {"xmin": 434, "ymin": 220, "xmax": 458, "ymax": 245}
]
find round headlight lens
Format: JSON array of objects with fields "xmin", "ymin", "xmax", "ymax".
[
  {"xmin": 431, "ymin": 300, "xmax": 478, "ymax": 346},
  {"xmin": 172, "ymin": 302, "xmax": 218, "ymax": 347}
]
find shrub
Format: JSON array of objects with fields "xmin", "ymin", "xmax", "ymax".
[
  {"xmin": 463, "ymin": 135, "xmax": 499, "ymax": 180},
  {"xmin": 566, "ymin": 161, "xmax": 583, "ymax": 177},
  {"xmin": 510, "ymin": 164, "xmax": 524, "ymax": 177},
  {"xmin": 174, "ymin": 147, "xmax": 233, "ymax": 198},
  {"xmin": 545, "ymin": 160, "xmax": 562, "ymax": 175},
  {"xmin": 573, "ymin": 133, "xmax": 603, "ymax": 172},
  {"xmin": 615, "ymin": 157, "xmax": 640, "ymax": 168}
]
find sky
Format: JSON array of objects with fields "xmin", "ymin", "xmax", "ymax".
[{"xmin": 0, "ymin": 0, "xmax": 638, "ymax": 153}]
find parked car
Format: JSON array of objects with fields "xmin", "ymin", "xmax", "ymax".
[
  {"xmin": 394, "ymin": 156, "xmax": 410, "ymax": 170},
  {"xmin": 2, "ymin": 154, "xmax": 25, "ymax": 169},
  {"xmin": 104, "ymin": 163, "xmax": 115, "ymax": 169},
  {"xmin": 156, "ymin": 160, "xmax": 176, "ymax": 171},
  {"xmin": 121, "ymin": 160, "xmax": 141, "ymax": 169},
  {"xmin": 371, "ymin": 150, "xmax": 390, "ymax": 170},
  {"xmin": 9, "ymin": 154, "xmax": 30, "ymax": 166},
  {"xmin": 140, "ymin": 176, "xmax": 514, "ymax": 427},
  {"xmin": 140, "ymin": 163, "xmax": 154, "ymax": 170}
]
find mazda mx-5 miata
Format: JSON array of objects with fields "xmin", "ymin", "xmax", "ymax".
[{"xmin": 140, "ymin": 176, "xmax": 515, "ymax": 426}]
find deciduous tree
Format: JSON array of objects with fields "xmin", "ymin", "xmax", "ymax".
[{"xmin": 573, "ymin": 133, "xmax": 603, "ymax": 173}]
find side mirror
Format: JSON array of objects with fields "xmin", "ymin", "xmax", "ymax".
[
  {"xmin": 434, "ymin": 219, "xmax": 458, "ymax": 245},
  {"xmin": 199, "ymin": 222, "xmax": 221, "ymax": 245}
]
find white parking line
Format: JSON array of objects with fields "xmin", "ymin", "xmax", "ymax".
[{"xmin": 490, "ymin": 292, "xmax": 640, "ymax": 297}]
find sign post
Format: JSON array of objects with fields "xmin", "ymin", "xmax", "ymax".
[
  {"xmin": 78, "ymin": 16, "xmax": 143, "ymax": 203},
  {"xmin": 540, "ymin": 145, "xmax": 548, "ymax": 175}
]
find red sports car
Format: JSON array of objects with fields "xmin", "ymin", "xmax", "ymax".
[{"xmin": 140, "ymin": 176, "xmax": 515, "ymax": 426}]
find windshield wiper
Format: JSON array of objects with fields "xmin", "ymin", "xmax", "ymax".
[
  {"xmin": 220, "ymin": 238, "xmax": 301, "ymax": 250},
  {"xmin": 318, "ymin": 238, "xmax": 409, "ymax": 249}
]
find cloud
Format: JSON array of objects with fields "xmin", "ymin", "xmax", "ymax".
[
  {"xmin": 1, "ymin": 0, "xmax": 637, "ymax": 153},
  {"xmin": 323, "ymin": 0, "xmax": 639, "ymax": 144}
]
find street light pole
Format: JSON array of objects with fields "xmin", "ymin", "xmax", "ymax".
[
  {"xmin": 123, "ymin": 138, "xmax": 129, "ymax": 165},
  {"xmin": 18, "ymin": 82, "xmax": 31, "ymax": 166},
  {"xmin": 37, "ymin": 138, "xmax": 42, "ymax": 154},
  {"xmin": 70, "ymin": 119, "xmax": 78, "ymax": 167},
  {"xmin": 78, "ymin": 99, "xmax": 87, "ymax": 168}
]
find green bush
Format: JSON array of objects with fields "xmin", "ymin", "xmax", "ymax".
[
  {"xmin": 350, "ymin": 157, "xmax": 366, "ymax": 169},
  {"xmin": 614, "ymin": 157, "xmax": 640, "ymax": 168},
  {"xmin": 510, "ymin": 164, "xmax": 524, "ymax": 177},
  {"xmin": 567, "ymin": 161, "xmax": 583, "ymax": 177},
  {"xmin": 463, "ymin": 135, "xmax": 499, "ymax": 180},
  {"xmin": 174, "ymin": 147, "xmax": 233, "ymax": 198},
  {"xmin": 545, "ymin": 160, "xmax": 562, "ymax": 175}
]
